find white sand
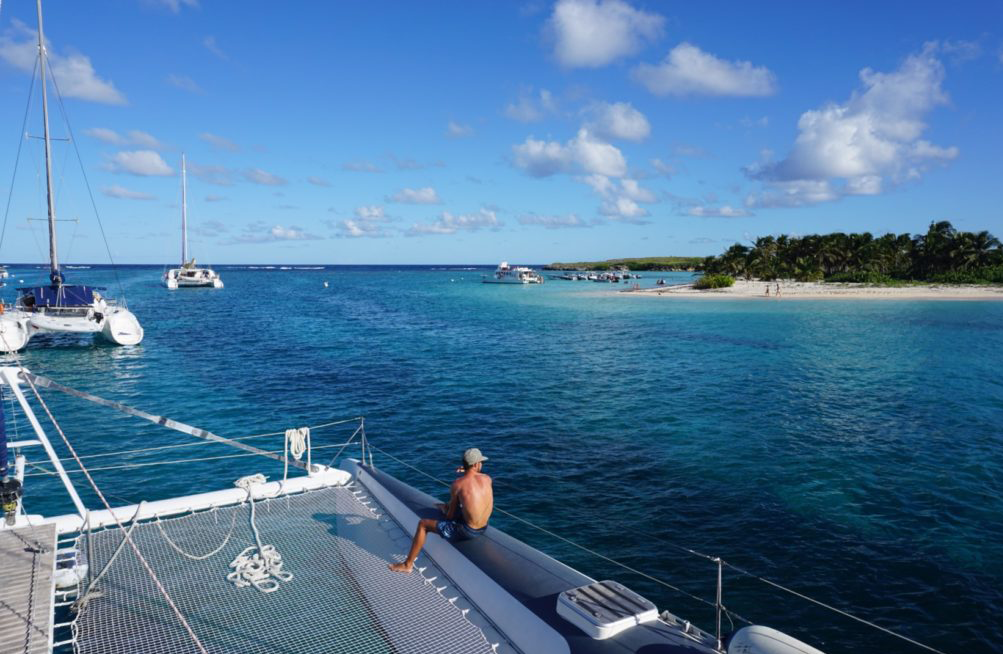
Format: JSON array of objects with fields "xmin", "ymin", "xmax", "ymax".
[{"xmin": 626, "ymin": 279, "xmax": 1003, "ymax": 300}]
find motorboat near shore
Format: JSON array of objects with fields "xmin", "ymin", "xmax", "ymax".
[
  {"xmin": 0, "ymin": 365, "xmax": 844, "ymax": 654},
  {"xmin": 483, "ymin": 261, "xmax": 544, "ymax": 284}
]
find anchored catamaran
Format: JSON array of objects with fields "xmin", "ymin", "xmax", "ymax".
[
  {"xmin": 163, "ymin": 155, "xmax": 223, "ymax": 290},
  {"xmin": 0, "ymin": 0, "xmax": 143, "ymax": 353},
  {"xmin": 0, "ymin": 365, "xmax": 832, "ymax": 654}
]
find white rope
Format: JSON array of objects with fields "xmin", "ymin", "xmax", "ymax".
[
  {"xmin": 226, "ymin": 475, "xmax": 292, "ymax": 593},
  {"xmin": 155, "ymin": 507, "xmax": 239, "ymax": 562},
  {"xmin": 74, "ymin": 503, "xmax": 144, "ymax": 612},
  {"xmin": 0, "ymin": 336, "xmax": 210, "ymax": 654},
  {"xmin": 283, "ymin": 427, "xmax": 309, "ymax": 481}
]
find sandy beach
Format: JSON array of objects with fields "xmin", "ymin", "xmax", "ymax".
[{"xmin": 626, "ymin": 279, "xmax": 1003, "ymax": 300}]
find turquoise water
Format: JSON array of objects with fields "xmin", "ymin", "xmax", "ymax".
[{"xmin": 4, "ymin": 264, "xmax": 1002, "ymax": 654}]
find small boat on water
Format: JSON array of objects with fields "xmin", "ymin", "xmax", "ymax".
[
  {"xmin": 483, "ymin": 261, "xmax": 544, "ymax": 284},
  {"xmin": 163, "ymin": 155, "xmax": 223, "ymax": 290},
  {"xmin": 0, "ymin": 266, "xmax": 8, "ymax": 279},
  {"xmin": 0, "ymin": 1, "xmax": 142, "ymax": 352}
]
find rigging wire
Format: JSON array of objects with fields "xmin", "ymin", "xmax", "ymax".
[
  {"xmin": 0, "ymin": 57, "xmax": 38, "ymax": 254},
  {"xmin": 0, "ymin": 335, "xmax": 209, "ymax": 654},
  {"xmin": 45, "ymin": 57, "xmax": 125, "ymax": 301},
  {"xmin": 367, "ymin": 443, "xmax": 951, "ymax": 654}
]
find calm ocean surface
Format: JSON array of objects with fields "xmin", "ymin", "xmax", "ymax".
[{"xmin": 3, "ymin": 264, "xmax": 1001, "ymax": 654}]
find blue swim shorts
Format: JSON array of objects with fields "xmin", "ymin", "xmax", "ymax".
[{"xmin": 436, "ymin": 519, "xmax": 486, "ymax": 542}]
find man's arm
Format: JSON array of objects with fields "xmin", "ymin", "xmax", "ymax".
[{"xmin": 443, "ymin": 482, "xmax": 460, "ymax": 519}]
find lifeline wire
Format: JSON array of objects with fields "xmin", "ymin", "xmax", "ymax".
[
  {"xmin": 368, "ymin": 443, "xmax": 952, "ymax": 654},
  {"xmin": 0, "ymin": 337, "xmax": 209, "ymax": 654}
]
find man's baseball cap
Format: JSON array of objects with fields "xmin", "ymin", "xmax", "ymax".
[{"xmin": 463, "ymin": 448, "xmax": 488, "ymax": 466}]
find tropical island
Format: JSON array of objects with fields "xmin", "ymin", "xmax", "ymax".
[
  {"xmin": 631, "ymin": 222, "xmax": 1003, "ymax": 299},
  {"xmin": 544, "ymin": 256, "xmax": 704, "ymax": 271}
]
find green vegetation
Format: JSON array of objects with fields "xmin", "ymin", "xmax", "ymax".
[
  {"xmin": 693, "ymin": 274, "xmax": 735, "ymax": 289},
  {"xmin": 545, "ymin": 256, "xmax": 704, "ymax": 271},
  {"xmin": 701, "ymin": 221, "xmax": 1003, "ymax": 284}
]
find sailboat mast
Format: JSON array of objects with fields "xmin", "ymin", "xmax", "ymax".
[
  {"xmin": 36, "ymin": 0, "xmax": 60, "ymax": 283},
  {"xmin": 181, "ymin": 154, "xmax": 188, "ymax": 265}
]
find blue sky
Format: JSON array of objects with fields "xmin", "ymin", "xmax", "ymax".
[{"xmin": 0, "ymin": 0, "xmax": 1000, "ymax": 264}]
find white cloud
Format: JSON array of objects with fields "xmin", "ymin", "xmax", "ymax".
[
  {"xmin": 504, "ymin": 88, "xmax": 557, "ymax": 123},
  {"xmin": 585, "ymin": 101, "xmax": 650, "ymax": 142},
  {"xmin": 205, "ymin": 194, "xmax": 227, "ymax": 202},
  {"xmin": 342, "ymin": 160, "xmax": 382, "ymax": 173},
  {"xmin": 188, "ymin": 163, "xmax": 234, "ymax": 186},
  {"xmin": 0, "ymin": 20, "xmax": 126, "ymax": 104},
  {"xmin": 633, "ymin": 43, "xmax": 777, "ymax": 97},
  {"xmin": 388, "ymin": 187, "xmax": 442, "ymax": 204},
  {"xmin": 203, "ymin": 35, "xmax": 227, "ymax": 60},
  {"xmin": 549, "ymin": 0, "xmax": 664, "ymax": 68},
  {"xmin": 200, "ymin": 132, "xmax": 239, "ymax": 152},
  {"xmin": 335, "ymin": 205, "xmax": 392, "ymax": 238},
  {"xmin": 745, "ymin": 180, "xmax": 838, "ymax": 208},
  {"xmin": 407, "ymin": 208, "xmax": 500, "ymax": 236},
  {"xmin": 584, "ymin": 174, "xmax": 655, "ymax": 220},
  {"xmin": 518, "ymin": 213, "xmax": 590, "ymax": 229},
  {"xmin": 512, "ymin": 128, "xmax": 626, "ymax": 177},
  {"xmin": 243, "ymin": 168, "xmax": 287, "ymax": 186},
  {"xmin": 746, "ymin": 44, "xmax": 957, "ymax": 207},
  {"xmin": 101, "ymin": 185, "xmax": 155, "ymax": 200},
  {"xmin": 686, "ymin": 205, "xmax": 752, "ymax": 217},
  {"xmin": 600, "ymin": 196, "xmax": 649, "ymax": 220},
  {"xmin": 126, "ymin": 130, "xmax": 165, "ymax": 149},
  {"xmin": 166, "ymin": 73, "xmax": 203, "ymax": 93},
  {"xmin": 307, "ymin": 176, "xmax": 331, "ymax": 187},
  {"xmin": 446, "ymin": 121, "xmax": 473, "ymax": 138},
  {"xmin": 651, "ymin": 158, "xmax": 676, "ymax": 177},
  {"xmin": 107, "ymin": 150, "xmax": 173, "ymax": 176},
  {"xmin": 145, "ymin": 0, "xmax": 199, "ymax": 12},
  {"xmin": 86, "ymin": 128, "xmax": 165, "ymax": 149},
  {"xmin": 225, "ymin": 223, "xmax": 321, "ymax": 244}
]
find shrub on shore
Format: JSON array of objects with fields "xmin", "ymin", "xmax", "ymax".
[
  {"xmin": 930, "ymin": 265, "xmax": 1003, "ymax": 284},
  {"xmin": 694, "ymin": 274, "xmax": 735, "ymax": 289},
  {"xmin": 825, "ymin": 271, "xmax": 896, "ymax": 284}
]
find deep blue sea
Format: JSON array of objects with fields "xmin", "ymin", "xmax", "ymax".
[{"xmin": 3, "ymin": 264, "xmax": 1001, "ymax": 654}]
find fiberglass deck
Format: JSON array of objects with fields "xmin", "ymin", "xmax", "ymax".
[{"xmin": 0, "ymin": 523, "xmax": 57, "ymax": 654}]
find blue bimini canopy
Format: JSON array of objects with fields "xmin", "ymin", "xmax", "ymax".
[{"xmin": 16, "ymin": 285, "xmax": 106, "ymax": 308}]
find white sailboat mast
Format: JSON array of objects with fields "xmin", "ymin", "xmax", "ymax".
[
  {"xmin": 181, "ymin": 154, "xmax": 188, "ymax": 265},
  {"xmin": 36, "ymin": 0, "xmax": 60, "ymax": 282}
]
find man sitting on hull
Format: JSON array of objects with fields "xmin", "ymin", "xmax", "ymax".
[{"xmin": 389, "ymin": 448, "xmax": 493, "ymax": 573}]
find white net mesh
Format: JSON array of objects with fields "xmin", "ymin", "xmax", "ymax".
[{"xmin": 74, "ymin": 484, "xmax": 493, "ymax": 654}]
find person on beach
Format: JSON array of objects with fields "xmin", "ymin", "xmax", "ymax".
[
  {"xmin": 775, "ymin": 282, "xmax": 781, "ymax": 297},
  {"xmin": 389, "ymin": 448, "xmax": 493, "ymax": 574},
  {"xmin": 765, "ymin": 284, "xmax": 770, "ymax": 296}
]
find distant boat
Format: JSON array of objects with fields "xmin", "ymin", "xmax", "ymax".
[
  {"xmin": 482, "ymin": 261, "xmax": 544, "ymax": 284},
  {"xmin": 0, "ymin": 0, "xmax": 143, "ymax": 352},
  {"xmin": 163, "ymin": 155, "xmax": 223, "ymax": 290},
  {"xmin": 0, "ymin": 266, "xmax": 8, "ymax": 279}
]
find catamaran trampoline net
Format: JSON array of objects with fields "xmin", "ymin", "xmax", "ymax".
[{"xmin": 74, "ymin": 484, "xmax": 494, "ymax": 654}]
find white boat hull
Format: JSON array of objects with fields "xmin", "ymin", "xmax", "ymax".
[
  {"xmin": 0, "ymin": 306, "xmax": 143, "ymax": 351},
  {"xmin": 0, "ymin": 313, "xmax": 31, "ymax": 352},
  {"xmin": 164, "ymin": 268, "xmax": 224, "ymax": 289}
]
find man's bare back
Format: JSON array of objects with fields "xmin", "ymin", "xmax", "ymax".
[
  {"xmin": 448, "ymin": 470, "xmax": 493, "ymax": 528},
  {"xmin": 389, "ymin": 448, "xmax": 493, "ymax": 574}
]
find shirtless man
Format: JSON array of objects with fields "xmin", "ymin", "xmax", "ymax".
[{"xmin": 388, "ymin": 448, "xmax": 493, "ymax": 574}]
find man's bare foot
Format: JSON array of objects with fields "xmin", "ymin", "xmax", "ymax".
[{"xmin": 388, "ymin": 562, "xmax": 413, "ymax": 574}]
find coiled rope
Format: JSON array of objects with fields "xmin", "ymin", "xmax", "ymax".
[
  {"xmin": 0, "ymin": 334, "xmax": 209, "ymax": 654},
  {"xmin": 226, "ymin": 474, "xmax": 292, "ymax": 593}
]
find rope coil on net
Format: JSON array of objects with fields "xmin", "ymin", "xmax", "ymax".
[{"xmin": 226, "ymin": 474, "xmax": 293, "ymax": 593}]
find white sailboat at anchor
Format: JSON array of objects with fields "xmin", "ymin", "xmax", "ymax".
[
  {"xmin": 163, "ymin": 155, "xmax": 223, "ymax": 289},
  {"xmin": 0, "ymin": 0, "xmax": 143, "ymax": 353}
]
